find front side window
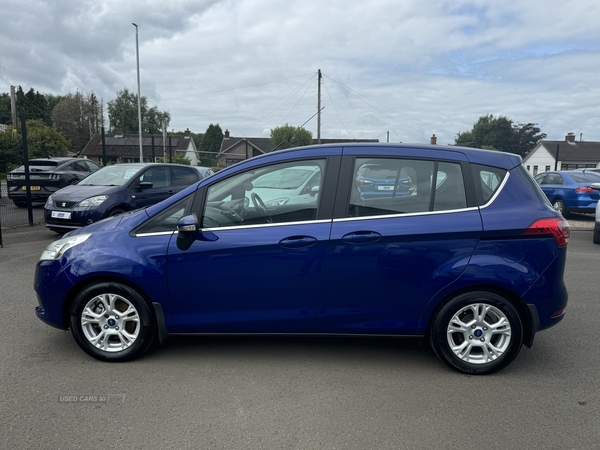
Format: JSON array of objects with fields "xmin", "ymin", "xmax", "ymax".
[
  {"xmin": 134, "ymin": 167, "xmax": 170, "ymax": 188},
  {"xmin": 203, "ymin": 159, "xmax": 326, "ymax": 228},
  {"xmin": 347, "ymin": 158, "xmax": 468, "ymax": 218}
]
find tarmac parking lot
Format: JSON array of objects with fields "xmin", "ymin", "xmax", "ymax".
[{"xmin": 1, "ymin": 225, "xmax": 599, "ymax": 449}]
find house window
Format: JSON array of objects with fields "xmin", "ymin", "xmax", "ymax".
[
  {"xmin": 526, "ymin": 165, "xmax": 530, "ymax": 172},
  {"xmin": 533, "ymin": 166, "xmax": 538, "ymax": 175},
  {"xmin": 545, "ymin": 166, "xmax": 551, "ymax": 172}
]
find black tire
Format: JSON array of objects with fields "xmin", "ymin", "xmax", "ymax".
[
  {"xmin": 430, "ymin": 291, "xmax": 523, "ymax": 375},
  {"xmin": 109, "ymin": 208, "xmax": 126, "ymax": 217},
  {"xmin": 594, "ymin": 223, "xmax": 600, "ymax": 245},
  {"xmin": 70, "ymin": 282, "xmax": 156, "ymax": 362},
  {"xmin": 552, "ymin": 199, "xmax": 568, "ymax": 217},
  {"xmin": 13, "ymin": 201, "xmax": 27, "ymax": 208}
]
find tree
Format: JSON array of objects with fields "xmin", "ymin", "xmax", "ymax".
[
  {"xmin": 455, "ymin": 114, "xmax": 546, "ymax": 157},
  {"xmin": 107, "ymin": 88, "xmax": 170, "ymax": 134},
  {"xmin": 199, "ymin": 124, "xmax": 222, "ymax": 167},
  {"xmin": 16, "ymin": 86, "xmax": 53, "ymax": 126},
  {"xmin": 24, "ymin": 120, "xmax": 70, "ymax": 158},
  {"xmin": 0, "ymin": 128, "xmax": 21, "ymax": 174},
  {"xmin": 52, "ymin": 91, "xmax": 103, "ymax": 154},
  {"xmin": 270, "ymin": 124, "xmax": 313, "ymax": 150},
  {"xmin": 0, "ymin": 93, "xmax": 11, "ymax": 125}
]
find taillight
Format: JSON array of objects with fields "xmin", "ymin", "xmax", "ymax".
[
  {"xmin": 358, "ymin": 179, "xmax": 373, "ymax": 187},
  {"xmin": 522, "ymin": 218, "xmax": 570, "ymax": 247},
  {"xmin": 575, "ymin": 186, "xmax": 595, "ymax": 194}
]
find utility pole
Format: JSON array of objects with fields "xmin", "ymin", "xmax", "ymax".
[
  {"xmin": 317, "ymin": 70, "xmax": 322, "ymax": 144},
  {"xmin": 10, "ymin": 86, "xmax": 17, "ymax": 132},
  {"xmin": 132, "ymin": 23, "xmax": 143, "ymax": 162}
]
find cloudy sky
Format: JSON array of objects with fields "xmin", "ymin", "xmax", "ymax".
[{"xmin": 1, "ymin": 0, "xmax": 599, "ymax": 144}]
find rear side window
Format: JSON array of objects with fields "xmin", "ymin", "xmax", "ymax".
[
  {"xmin": 171, "ymin": 167, "xmax": 199, "ymax": 186},
  {"xmin": 471, "ymin": 164, "xmax": 507, "ymax": 206},
  {"xmin": 347, "ymin": 158, "xmax": 467, "ymax": 218}
]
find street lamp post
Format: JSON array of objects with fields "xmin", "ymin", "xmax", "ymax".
[{"xmin": 132, "ymin": 23, "xmax": 143, "ymax": 162}]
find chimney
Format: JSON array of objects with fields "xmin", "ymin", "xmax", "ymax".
[
  {"xmin": 430, "ymin": 134, "xmax": 437, "ymax": 145},
  {"xmin": 224, "ymin": 129, "xmax": 230, "ymax": 139},
  {"xmin": 184, "ymin": 128, "xmax": 191, "ymax": 139},
  {"xmin": 565, "ymin": 132, "xmax": 575, "ymax": 142}
]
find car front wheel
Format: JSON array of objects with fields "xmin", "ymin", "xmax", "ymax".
[
  {"xmin": 430, "ymin": 291, "xmax": 523, "ymax": 375},
  {"xmin": 594, "ymin": 222, "xmax": 600, "ymax": 244},
  {"xmin": 552, "ymin": 199, "xmax": 567, "ymax": 216},
  {"xmin": 70, "ymin": 282, "xmax": 156, "ymax": 362}
]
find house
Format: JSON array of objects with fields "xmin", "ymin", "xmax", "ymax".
[
  {"xmin": 81, "ymin": 129, "xmax": 200, "ymax": 165},
  {"xmin": 0, "ymin": 124, "xmax": 9, "ymax": 132},
  {"xmin": 216, "ymin": 129, "xmax": 379, "ymax": 168},
  {"xmin": 523, "ymin": 132, "xmax": 600, "ymax": 175}
]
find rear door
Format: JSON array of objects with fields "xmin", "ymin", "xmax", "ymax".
[{"xmin": 316, "ymin": 147, "xmax": 483, "ymax": 335}]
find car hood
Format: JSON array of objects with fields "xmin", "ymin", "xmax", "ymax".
[{"xmin": 51, "ymin": 184, "xmax": 122, "ymax": 201}]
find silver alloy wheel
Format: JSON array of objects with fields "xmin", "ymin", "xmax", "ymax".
[
  {"xmin": 553, "ymin": 200, "xmax": 564, "ymax": 214},
  {"xmin": 80, "ymin": 293, "xmax": 141, "ymax": 352},
  {"xmin": 446, "ymin": 303, "xmax": 512, "ymax": 364}
]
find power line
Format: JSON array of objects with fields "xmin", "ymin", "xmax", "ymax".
[
  {"xmin": 151, "ymin": 72, "xmax": 317, "ymax": 102},
  {"xmin": 322, "ymin": 78, "xmax": 353, "ymax": 139}
]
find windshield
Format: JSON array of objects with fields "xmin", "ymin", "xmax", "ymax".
[
  {"xmin": 570, "ymin": 172, "xmax": 600, "ymax": 183},
  {"xmin": 78, "ymin": 164, "xmax": 145, "ymax": 186}
]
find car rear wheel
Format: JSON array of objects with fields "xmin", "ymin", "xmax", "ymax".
[
  {"xmin": 70, "ymin": 282, "xmax": 156, "ymax": 362},
  {"xmin": 594, "ymin": 223, "xmax": 600, "ymax": 244},
  {"xmin": 13, "ymin": 201, "xmax": 26, "ymax": 207},
  {"xmin": 430, "ymin": 291, "xmax": 523, "ymax": 375}
]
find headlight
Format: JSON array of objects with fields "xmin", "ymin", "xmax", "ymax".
[
  {"xmin": 40, "ymin": 234, "xmax": 91, "ymax": 261},
  {"xmin": 45, "ymin": 195, "xmax": 54, "ymax": 208},
  {"xmin": 265, "ymin": 197, "xmax": 289, "ymax": 207},
  {"xmin": 78, "ymin": 195, "xmax": 108, "ymax": 207}
]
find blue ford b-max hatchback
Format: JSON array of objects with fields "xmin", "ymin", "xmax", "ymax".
[{"xmin": 34, "ymin": 144, "xmax": 569, "ymax": 374}]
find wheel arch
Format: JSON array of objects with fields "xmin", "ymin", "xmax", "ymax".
[
  {"xmin": 62, "ymin": 276, "xmax": 158, "ymax": 330},
  {"xmin": 423, "ymin": 284, "xmax": 536, "ymax": 348}
]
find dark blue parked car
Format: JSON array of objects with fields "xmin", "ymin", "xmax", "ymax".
[
  {"xmin": 35, "ymin": 144, "xmax": 569, "ymax": 374},
  {"xmin": 534, "ymin": 170, "xmax": 600, "ymax": 216},
  {"xmin": 44, "ymin": 163, "xmax": 212, "ymax": 233}
]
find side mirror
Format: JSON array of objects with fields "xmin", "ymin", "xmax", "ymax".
[
  {"xmin": 176, "ymin": 213, "xmax": 199, "ymax": 250},
  {"xmin": 138, "ymin": 181, "xmax": 153, "ymax": 189},
  {"xmin": 310, "ymin": 185, "xmax": 319, "ymax": 196}
]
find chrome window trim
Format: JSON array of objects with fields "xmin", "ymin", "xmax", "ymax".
[
  {"xmin": 135, "ymin": 231, "xmax": 176, "ymax": 238},
  {"xmin": 201, "ymin": 219, "xmax": 332, "ymax": 233},
  {"xmin": 478, "ymin": 170, "xmax": 510, "ymax": 210},
  {"xmin": 135, "ymin": 219, "xmax": 333, "ymax": 237},
  {"xmin": 334, "ymin": 206, "xmax": 479, "ymax": 223}
]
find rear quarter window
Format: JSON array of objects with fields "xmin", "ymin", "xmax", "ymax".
[{"xmin": 471, "ymin": 164, "xmax": 508, "ymax": 206}]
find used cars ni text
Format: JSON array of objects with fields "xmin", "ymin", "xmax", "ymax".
[
  {"xmin": 44, "ymin": 163, "xmax": 212, "ymax": 234},
  {"xmin": 7, "ymin": 157, "xmax": 100, "ymax": 207},
  {"xmin": 35, "ymin": 144, "xmax": 569, "ymax": 375}
]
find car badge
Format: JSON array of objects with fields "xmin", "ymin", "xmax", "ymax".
[{"xmin": 61, "ymin": 203, "xmax": 66, "ymax": 207}]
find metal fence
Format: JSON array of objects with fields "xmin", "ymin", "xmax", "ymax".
[{"xmin": 0, "ymin": 180, "xmax": 45, "ymax": 231}]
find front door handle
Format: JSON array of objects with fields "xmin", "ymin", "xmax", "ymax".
[
  {"xmin": 279, "ymin": 236, "xmax": 318, "ymax": 248},
  {"xmin": 342, "ymin": 231, "xmax": 382, "ymax": 244}
]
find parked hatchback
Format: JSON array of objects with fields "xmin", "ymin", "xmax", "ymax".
[
  {"xmin": 534, "ymin": 170, "xmax": 600, "ymax": 216},
  {"xmin": 44, "ymin": 163, "xmax": 211, "ymax": 233},
  {"xmin": 35, "ymin": 144, "xmax": 569, "ymax": 375},
  {"xmin": 7, "ymin": 157, "xmax": 100, "ymax": 207}
]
